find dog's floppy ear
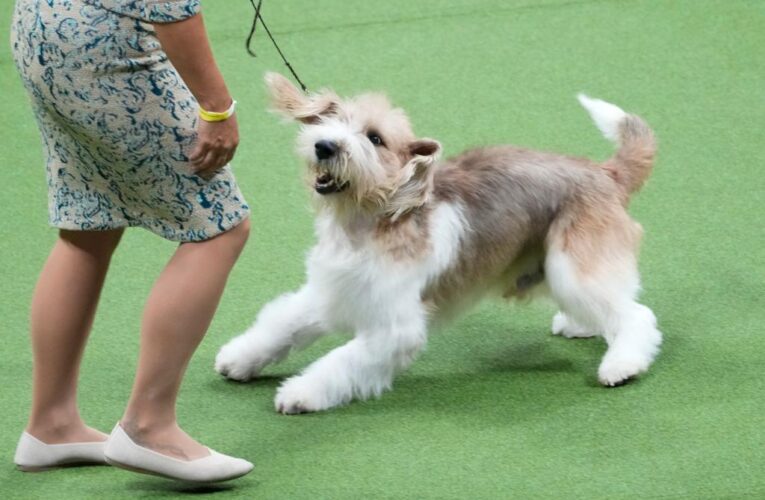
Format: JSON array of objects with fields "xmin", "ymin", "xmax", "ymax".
[
  {"xmin": 386, "ymin": 138, "xmax": 442, "ymax": 221},
  {"xmin": 408, "ymin": 139, "xmax": 441, "ymax": 158},
  {"xmin": 264, "ymin": 72, "xmax": 336, "ymax": 124}
]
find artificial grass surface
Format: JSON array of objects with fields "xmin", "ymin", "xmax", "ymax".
[{"xmin": 1, "ymin": 0, "xmax": 763, "ymax": 498}]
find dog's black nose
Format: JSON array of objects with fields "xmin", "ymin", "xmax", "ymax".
[{"xmin": 315, "ymin": 140, "xmax": 338, "ymax": 160}]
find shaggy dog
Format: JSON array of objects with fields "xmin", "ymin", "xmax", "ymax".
[{"xmin": 215, "ymin": 73, "xmax": 662, "ymax": 414}]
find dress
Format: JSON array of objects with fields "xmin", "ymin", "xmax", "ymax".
[{"xmin": 10, "ymin": 0, "xmax": 250, "ymax": 242}]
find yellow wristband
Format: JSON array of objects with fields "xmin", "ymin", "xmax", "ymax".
[{"xmin": 199, "ymin": 100, "xmax": 237, "ymax": 122}]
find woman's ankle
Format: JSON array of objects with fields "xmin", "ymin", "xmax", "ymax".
[
  {"xmin": 119, "ymin": 415, "xmax": 210, "ymax": 460},
  {"xmin": 120, "ymin": 414, "xmax": 174, "ymax": 440},
  {"xmin": 26, "ymin": 412, "xmax": 106, "ymax": 444},
  {"xmin": 121, "ymin": 403, "xmax": 178, "ymax": 436}
]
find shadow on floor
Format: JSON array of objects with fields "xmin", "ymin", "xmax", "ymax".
[{"xmin": 125, "ymin": 478, "xmax": 255, "ymax": 496}]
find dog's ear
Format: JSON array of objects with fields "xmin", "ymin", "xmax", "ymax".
[
  {"xmin": 264, "ymin": 72, "xmax": 336, "ymax": 124},
  {"xmin": 386, "ymin": 138, "xmax": 442, "ymax": 221},
  {"xmin": 408, "ymin": 139, "xmax": 441, "ymax": 158}
]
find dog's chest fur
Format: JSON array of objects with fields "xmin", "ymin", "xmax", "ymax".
[{"xmin": 305, "ymin": 204, "xmax": 465, "ymax": 329}]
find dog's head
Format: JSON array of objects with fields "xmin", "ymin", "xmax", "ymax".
[{"xmin": 265, "ymin": 73, "xmax": 441, "ymax": 220}]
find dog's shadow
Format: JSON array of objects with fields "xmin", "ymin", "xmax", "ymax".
[
  {"xmin": 212, "ymin": 336, "xmax": 613, "ymax": 418},
  {"xmin": 366, "ymin": 337, "xmax": 613, "ymax": 414},
  {"xmin": 482, "ymin": 341, "xmax": 581, "ymax": 373},
  {"xmin": 218, "ymin": 374, "xmax": 285, "ymax": 389}
]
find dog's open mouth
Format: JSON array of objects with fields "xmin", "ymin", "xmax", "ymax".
[{"xmin": 314, "ymin": 173, "xmax": 349, "ymax": 195}]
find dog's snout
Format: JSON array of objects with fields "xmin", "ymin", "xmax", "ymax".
[{"xmin": 315, "ymin": 140, "xmax": 338, "ymax": 160}]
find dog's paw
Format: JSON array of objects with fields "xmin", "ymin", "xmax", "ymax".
[
  {"xmin": 597, "ymin": 352, "xmax": 650, "ymax": 387},
  {"xmin": 214, "ymin": 334, "xmax": 263, "ymax": 382},
  {"xmin": 274, "ymin": 376, "xmax": 331, "ymax": 415},
  {"xmin": 551, "ymin": 312, "xmax": 597, "ymax": 338},
  {"xmin": 598, "ymin": 306, "xmax": 661, "ymax": 386}
]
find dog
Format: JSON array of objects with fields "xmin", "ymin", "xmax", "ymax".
[{"xmin": 215, "ymin": 72, "xmax": 662, "ymax": 414}]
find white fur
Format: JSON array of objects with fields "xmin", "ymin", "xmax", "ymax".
[
  {"xmin": 577, "ymin": 94, "xmax": 627, "ymax": 143},
  {"xmin": 215, "ymin": 202, "xmax": 467, "ymax": 413},
  {"xmin": 551, "ymin": 311, "xmax": 597, "ymax": 338},
  {"xmin": 295, "ymin": 115, "xmax": 390, "ymax": 203},
  {"xmin": 545, "ymin": 251, "xmax": 662, "ymax": 386},
  {"xmin": 217, "ymin": 78, "xmax": 662, "ymax": 411},
  {"xmin": 216, "ymin": 196, "xmax": 663, "ymax": 406}
]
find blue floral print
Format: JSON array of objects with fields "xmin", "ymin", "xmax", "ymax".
[{"xmin": 11, "ymin": 0, "xmax": 249, "ymax": 242}]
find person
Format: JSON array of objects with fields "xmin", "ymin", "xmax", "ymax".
[{"xmin": 11, "ymin": 0, "xmax": 254, "ymax": 482}]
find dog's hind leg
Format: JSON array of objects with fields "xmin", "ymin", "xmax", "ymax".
[
  {"xmin": 215, "ymin": 284, "xmax": 329, "ymax": 381},
  {"xmin": 545, "ymin": 209, "xmax": 662, "ymax": 386},
  {"xmin": 274, "ymin": 310, "xmax": 427, "ymax": 414}
]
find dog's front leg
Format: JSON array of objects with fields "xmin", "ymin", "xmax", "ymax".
[
  {"xmin": 274, "ymin": 317, "xmax": 427, "ymax": 414},
  {"xmin": 215, "ymin": 285, "xmax": 328, "ymax": 381}
]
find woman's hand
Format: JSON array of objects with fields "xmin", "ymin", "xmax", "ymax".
[{"xmin": 189, "ymin": 114, "xmax": 239, "ymax": 176}]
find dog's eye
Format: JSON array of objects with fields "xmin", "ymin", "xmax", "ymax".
[{"xmin": 366, "ymin": 132, "xmax": 384, "ymax": 147}]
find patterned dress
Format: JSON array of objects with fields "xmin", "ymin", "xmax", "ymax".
[{"xmin": 10, "ymin": 0, "xmax": 250, "ymax": 242}]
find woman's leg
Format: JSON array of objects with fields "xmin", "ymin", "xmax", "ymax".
[
  {"xmin": 121, "ymin": 219, "xmax": 250, "ymax": 460},
  {"xmin": 26, "ymin": 229, "xmax": 124, "ymax": 443}
]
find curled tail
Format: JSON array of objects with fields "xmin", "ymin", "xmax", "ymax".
[{"xmin": 578, "ymin": 94, "xmax": 656, "ymax": 195}]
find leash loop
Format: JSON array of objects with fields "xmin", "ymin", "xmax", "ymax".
[{"xmin": 247, "ymin": 0, "xmax": 309, "ymax": 93}]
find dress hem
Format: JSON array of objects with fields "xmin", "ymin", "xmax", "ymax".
[{"xmin": 48, "ymin": 208, "xmax": 251, "ymax": 243}]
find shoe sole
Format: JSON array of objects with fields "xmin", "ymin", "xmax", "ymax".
[
  {"xmin": 104, "ymin": 456, "xmax": 250, "ymax": 483},
  {"xmin": 17, "ymin": 464, "xmax": 56, "ymax": 472},
  {"xmin": 16, "ymin": 461, "xmax": 109, "ymax": 472}
]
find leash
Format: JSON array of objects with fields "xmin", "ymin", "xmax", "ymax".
[{"xmin": 246, "ymin": 0, "xmax": 309, "ymax": 93}]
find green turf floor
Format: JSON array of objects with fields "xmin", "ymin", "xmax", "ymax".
[{"xmin": 1, "ymin": 0, "xmax": 764, "ymax": 498}]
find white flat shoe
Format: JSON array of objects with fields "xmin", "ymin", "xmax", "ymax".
[
  {"xmin": 104, "ymin": 424, "xmax": 253, "ymax": 483},
  {"xmin": 14, "ymin": 432, "xmax": 108, "ymax": 471}
]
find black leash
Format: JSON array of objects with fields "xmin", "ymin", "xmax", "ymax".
[{"xmin": 246, "ymin": 0, "xmax": 308, "ymax": 92}]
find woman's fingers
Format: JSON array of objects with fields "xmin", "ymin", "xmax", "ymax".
[
  {"xmin": 222, "ymin": 148, "xmax": 236, "ymax": 167},
  {"xmin": 193, "ymin": 147, "xmax": 235, "ymax": 177},
  {"xmin": 189, "ymin": 142, "xmax": 207, "ymax": 163},
  {"xmin": 190, "ymin": 142, "xmax": 221, "ymax": 169},
  {"xmin": 191, "ymin": 116, "xmax": 239, "ymax": 175},
  {"xmin": 190, "ymin": 148, "xmax": 210, "ymax": 171}
]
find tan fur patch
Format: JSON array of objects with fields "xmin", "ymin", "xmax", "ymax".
[
  {"xmin": 374, "ymin": 209, "xmax": 431, "ymax": 260},
  {"xmin": 267, "ymin": 73, "xmax": 656, "ymax": 305}
]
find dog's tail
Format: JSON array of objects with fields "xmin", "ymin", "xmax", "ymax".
[{"xmin": 578, "ymin": 94, "xmax": 656, "ymax": 195}]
